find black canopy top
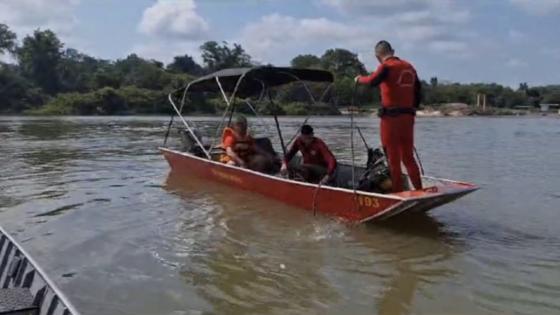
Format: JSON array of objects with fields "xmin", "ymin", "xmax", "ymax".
[{"xmin": 185, "ymin": 66, "xmax": 334, "ymax": 98}]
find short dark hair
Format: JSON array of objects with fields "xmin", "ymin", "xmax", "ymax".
[
  {"xmin": 301, "ymin": 124, "xmax": 314, "ymax": 135},
  {"xmin": 375, "ymin": 40, "xmax": 394, "ymax": 55}
]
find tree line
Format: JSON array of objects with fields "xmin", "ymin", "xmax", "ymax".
[{"xmin": 1, "ymin": 24, "xmax": 559, "ymax": 116}]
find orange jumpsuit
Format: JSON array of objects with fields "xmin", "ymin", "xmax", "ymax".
[{"xmin": 357, "ymin": 56, "xmax": 423, "ymax": 192}]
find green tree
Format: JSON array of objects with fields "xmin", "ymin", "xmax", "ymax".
[
  {"xmin": 200, "ymin": 41, "xmax": 252, "ymax": 71},
  {"xmin": 58, "ymin": 48, "xmax": 107, "ymax": 92},
  {"xmin": 0, "ymin": 23, "xmax": 17, "ymax": 55},
  {"xmin": 430, "ymin": 77, "xmax": 438, "ymax": 88},
  {"xmin": 291, "ymin": 54, "xmax": 322, "ymax": 69},
  {"xmin": 543, "ymin": 91, "xmax": 560, "ymax": 104},
  {"xmin": 114, "ymin": 54, "xmax": 172, "ymax": 90},
  {"xmin": 167, "ymin": 54, "xmax": 203, "ymax": 75},
  {"xmin": 17, "ymin": 29, "xmax": 63, "ymax": 94},
  {"xmin": 320, "ymin": 48, "xmax": 366, "ymax": 78}
]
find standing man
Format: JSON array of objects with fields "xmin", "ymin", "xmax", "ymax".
[{"xmin": 355, "ymin": 40, "xmax": 423, "ymax": 192}]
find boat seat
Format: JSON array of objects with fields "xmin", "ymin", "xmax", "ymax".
[{"xmin": 0, "ymin": 288, "xmax": 37, "ymax": 315}]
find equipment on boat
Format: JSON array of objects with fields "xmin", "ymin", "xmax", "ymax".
[
  {"xmin": 160, "ymin": 66, "xmax": 478, "ymax": 223},
  {"xmin": 358, "ymin": 147, "xmax": 393, "ymax": 193},
  {"xmin": 0, "ymin": 226, "xmax": 81, "ymax": 315}
]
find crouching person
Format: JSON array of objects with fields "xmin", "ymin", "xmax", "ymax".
[{"xmin": 280, "ymin": 125, "xmax": 337, "ymax": 184}]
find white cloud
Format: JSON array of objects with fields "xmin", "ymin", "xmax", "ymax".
[
  {"xmin": 138, "ymin": 0, "xmax": 208, "ymax": 39},
  {"xmin": 237, "ymin": 14, "xmax": 379, "ymax": 65},
  {"xmin": 238, "ymin": 8, "xmax": 472, "ymax": 67},
  {"xmin": 321, "ymin": 0, "xmax": 470, "ymax": 23},
  {"xmin": 508, "ymin": 29, "xmax": 526, "ymax": 42},
  {"xmin": 510, "ymin": 0, "xmax": 560, "ymax": 15},
  {"xmin": 428, "ymin": 40, "xmax": 469, "ymax": 54},
  {"xmin": 506, "ymin": 58, "xmax": 528, "ymax": 68},
  {"xmin": 0, "ymin": 0, "xmax": 80, "ymax": 36}
]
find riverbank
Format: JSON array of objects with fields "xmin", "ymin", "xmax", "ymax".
[{"xmin": 3, "ymin": 101, "xmax": 558, "ymax": 118}]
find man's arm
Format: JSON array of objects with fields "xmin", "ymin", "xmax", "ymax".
[
  {"xmin": 223, "ymin": 136, "xmax": 246, "ymax": 167},
  {"xmin": 283, "ymin": 140, "xmax": 300, "ymax": 165},
  {"xmin": 317, "ymin": 139, "xmax": 337, "ymax": 176},
  {"xmin": 226, "ymin": 147, "xmax": 245, "ymax": 167},
  {"xmin": 356, "ymin": 64, "xmax": 388, "ymax": 87}
]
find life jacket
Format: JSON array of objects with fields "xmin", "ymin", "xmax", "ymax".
[
  {"xmin": 220, "ymin": 127, "xmax": 255, "ymax": 163},
  {"xmin": 379, "ymin": 57, "xmax": 418, "ymax": 110}
]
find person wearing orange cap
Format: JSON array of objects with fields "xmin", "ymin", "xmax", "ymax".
[{"xmin": 355, "ymin": 40, "xmax": 423, "ymax": 192}]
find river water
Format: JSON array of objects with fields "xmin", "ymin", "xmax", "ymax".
[{"xmin": 0, "ymin": 116, "xmax": 559, "ymax": 315}]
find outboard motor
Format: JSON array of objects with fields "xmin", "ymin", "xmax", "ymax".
[{"xmin": 358, "ymin": 147, "xmax": 392, "ymax": 193}]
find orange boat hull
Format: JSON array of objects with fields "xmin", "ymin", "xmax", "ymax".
[{"xmin": 161, "ymin": 148, "xmax": 478, "ymax": 223}]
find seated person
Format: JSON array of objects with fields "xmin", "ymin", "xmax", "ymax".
[
  {"xmin": 220, "ymin": 115, "xmax": 276, "ymax": 173},
  {"xmin": 280, "ymin": 124, "xmax": 337, "ymax": 184}
]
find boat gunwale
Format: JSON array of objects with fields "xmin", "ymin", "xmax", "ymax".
[
  {"xmin": 160, "ymin": 147, "xmax": 478, "ymax": 202},
  {"xmin": 0, "ymin": 226, "xmax": 82, "ymax": 315}
]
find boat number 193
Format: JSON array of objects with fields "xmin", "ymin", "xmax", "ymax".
[{"xmin": 357, "ymin": 196, "xmax": 380, "ymax": 208}]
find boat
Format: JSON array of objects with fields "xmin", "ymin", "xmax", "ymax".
[
  {"xmin": 160, "ymin": 66, "xmax": 478, "ymax": 223},
  {"xmin": 0, "ymin": 226, "xmax": 81, "ymax": 315}
]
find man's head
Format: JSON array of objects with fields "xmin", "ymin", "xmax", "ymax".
[
  {"xmin": 375, "ymin": 40, "xmax": 394, "ymax": 63},
  {"xmin": 300, "ymin": 124, "xmax": 314, "ymax": 146},
  {"xmin": 232, "ymin": 114, "xmax": 248, "ymax": 135}
]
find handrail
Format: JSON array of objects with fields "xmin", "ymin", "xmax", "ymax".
[
  {"xmin": 167, "ymin": 93, "xmax": 211, "ymax": 159},
  {"xmin": 0, "ymin": 226, "xmax": 82, "ymax": 315}
]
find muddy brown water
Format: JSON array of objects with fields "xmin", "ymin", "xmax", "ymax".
[{"xmin": 1, "ymin": 116, "xmax": 559, "ymax": 315}]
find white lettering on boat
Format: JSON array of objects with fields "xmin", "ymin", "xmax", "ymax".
[{"xmin": 211, "ymin": 169, "xmax": 243, "ymax": 184}]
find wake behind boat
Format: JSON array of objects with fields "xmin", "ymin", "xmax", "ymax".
[{"xmin": 160, "ymin": 66, "xmax": 478, "ymax": 223}]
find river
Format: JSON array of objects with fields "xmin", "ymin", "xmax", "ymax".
[{"xmin": 1, "ymin": 116, "xmax": 559, "ymax": 315}]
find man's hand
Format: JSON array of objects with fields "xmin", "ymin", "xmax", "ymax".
[
  {"xmin": 319, "ymin": 175, "xmax": 330, "ymax": 185},
  {"xmin": 238, "ymin": 159, "xmax": 247, "ymax": 168},
  {"xmin": 280, "ymin": 162, "xmax": 288, "ymax": 176}
]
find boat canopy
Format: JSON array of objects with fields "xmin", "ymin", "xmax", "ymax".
[{"xmin": 185, "ymin": 66, "xmax": 334, "ymax": 98}]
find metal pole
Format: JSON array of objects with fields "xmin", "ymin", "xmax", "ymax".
[
  {"xmin": 163, "ymin": 114, "xmax": 174, "ymax": 146},
  {"xmin": 350, "ymin": 106, "xmax": 356, "ymax": 191},
  {"xmin": 355, "ymin": 125, "xmax": 370, "ymax": 151},
  {"xmin": 210, "ymin": 76, "xmax": 234, "ymax": 151},
  {"xmin": 168, "ymin": 93, "xmax": 211, "ymax": 159},
  {"xmin": 414, "ymin": 146, "xmax": 425, "ymax": 175},
  {"xmin": 268, "ymin": 91, "xmax": 287, "ymax": 157},
  {"xmin": 244, "ymin": 99, "xmax": 273, "ymax": 136}
]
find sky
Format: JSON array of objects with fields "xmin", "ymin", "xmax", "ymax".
[{"xmin": 1, "ymin": 0, "xmax": 560, "ymax": 87}]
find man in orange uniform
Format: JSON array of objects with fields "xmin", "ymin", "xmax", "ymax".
[
  {"xmin": 355, "ymin": 40, "xmax": 423, "ymax": 192},
  {"xmin": 221, "ymin": 115, "xmax": 255, "ymax": 167},
  {"xmin": 221, "ymin": 115, "xmax": 274, "ymax": 173}
]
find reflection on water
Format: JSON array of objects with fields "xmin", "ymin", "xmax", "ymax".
[
  {"xmin": 164, "ymin": 173, "xmax": 461, "ymax": 315},
  {"xmin": 1, "ymin": 116, "xmax": 560, "ymax": 315}
]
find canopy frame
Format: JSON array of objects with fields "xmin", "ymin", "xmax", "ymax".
[{"xmin": 163, "ymin": 67, "xmax": 334, "ymax": 161}]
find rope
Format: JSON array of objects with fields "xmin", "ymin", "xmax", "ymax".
[
  {"xmin": 312, "ymin": 181, "xmax": 323, "ymax": 216},
  {"xmin": 350, "ymin": 82, "xmax": 360, "ymax": 212}
]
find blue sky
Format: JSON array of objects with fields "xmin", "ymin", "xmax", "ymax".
[{"xmin": 1, "ymin": 0, "xmax": 560, "ymax": 86}]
